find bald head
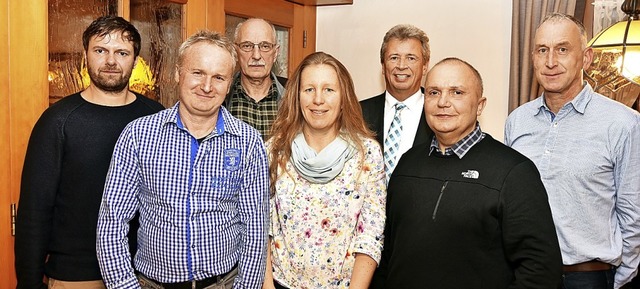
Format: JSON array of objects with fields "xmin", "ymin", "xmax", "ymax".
[
  {"xmin": 424, "ymin": 57, "xmax": 486, "ymax": 148},
  {"xmin": 426, "ymin": 57, "xmax": 483, "ymax": 96},
  {"xmin": 234, "ymin": 18, "xmax": 277, "ymax": 44}
]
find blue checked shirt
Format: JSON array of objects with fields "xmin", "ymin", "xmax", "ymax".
[
  {"xmin": 505, "ymin": 83, "xmax": 640, "ymax": 288},
  {"xmin": 429, "ymin": 122, "xmax": 485, "ymax": 158},
  {"xmin": 97, "ymin": 103, "xmax": 269, "ymax": 289}
]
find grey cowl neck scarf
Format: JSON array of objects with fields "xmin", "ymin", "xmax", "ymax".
[{"xmin": 290, "ymin": 132, "xmax": 357, "ymax": 184}]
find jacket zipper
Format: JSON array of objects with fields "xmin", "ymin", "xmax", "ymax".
[{"xmin": 432, "ymin": 181, "xmax": 449, "ymax": 220}]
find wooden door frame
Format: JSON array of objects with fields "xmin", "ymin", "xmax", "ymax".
[
  {"xmin": 185, "ymin": 0, "xmax": 316, "ymax": 77},
  {"xmin": 0, "ymin": 1, "xmax": 49, "ymax": 288}
]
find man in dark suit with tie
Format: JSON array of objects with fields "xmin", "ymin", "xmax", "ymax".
[{"xmin": 360, "ymin": 24, "xmax": 433, "ymax": 181}]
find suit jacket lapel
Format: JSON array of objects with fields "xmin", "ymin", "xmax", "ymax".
[{"xmin": 413, "ymin": 110, "xmax": 432, "ymax": 146}]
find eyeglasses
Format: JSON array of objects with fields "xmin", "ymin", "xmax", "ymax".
[{"xmin": 236, "ymin": 41, "xmax": 276, "ymax": 52}]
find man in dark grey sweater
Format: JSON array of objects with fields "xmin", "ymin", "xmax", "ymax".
[
  {"xmin": 15, "ymin": 16, "xmax": 164, "ymax": 289},
  {"xmin": 371, "ymin": 58, "xmax": 562, "ymax": 289}
]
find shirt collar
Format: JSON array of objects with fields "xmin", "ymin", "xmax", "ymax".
[
  {"xmin": 163, "ymin": 102, "xmax": 242, "ymax": 138},
  {"xmin": 231, "ymin": 72, "xmax": 280, "ymax": 103},
  {"xmin": 429, "ymin": 122, "xmax": 485, "ymax": 159},
  {"xmin": 384, "ymin": 88, "xmax": 423, "ymax": 111},
  {"xmin": 536, "ymin": 82, "xmax": 594, "ymax": 116},
  {"xmin": 569, "ymin": 83, "xmax": 593, "ymax": 114}
]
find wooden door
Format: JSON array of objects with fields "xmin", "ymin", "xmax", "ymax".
[
  {"xmin": 184, "ymin": 0, "xmax": 316, "ymax": 77},
  {"xmin": 225, "ymin": 0, "xmax": 316, "ymax": 75},
  {"xmin": 0, "ymin": 1, "xmax": 49, "ymax": 288}
]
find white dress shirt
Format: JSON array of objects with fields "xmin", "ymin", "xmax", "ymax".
[{"xmin": 383, "ymin": 90, "xmax": 424, "ymax": 158}]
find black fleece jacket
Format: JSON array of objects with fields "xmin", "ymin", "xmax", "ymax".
[{"xmin": 372, "ymin": 134, "xmax": 562, "ymax": 289}]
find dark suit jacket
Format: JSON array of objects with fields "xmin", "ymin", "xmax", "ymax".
[
  {"xmin": 360, "ymin": 90, "xmax": 433, "ymax": 148},
  {"xmin": 361, "ymin": 91, "xmax": 433, "ymax": 289}
]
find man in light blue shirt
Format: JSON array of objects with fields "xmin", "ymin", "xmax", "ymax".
[
  {"xmin": 97, "ymin": 31, "xmax": 269, "ymax": 289},
  {"xmin": 505, "ymin": 13, "xmax": 640, "ymax": 289}
]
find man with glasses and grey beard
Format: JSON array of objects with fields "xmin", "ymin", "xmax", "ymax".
[{"xmin": 225, "ymin": 18, "xmax": 287, "ymax": 140}]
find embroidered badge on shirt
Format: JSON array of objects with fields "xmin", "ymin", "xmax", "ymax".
[
  {"xmin": 212, "ymin": 176, "xmax": 241, "ymax": 190},
  {"xmin": 461, "ymin": 169, "xmax": 479, "ymax": 179},
  {"xmin": 224, "ymin": 148, "xmax": 241, "ymax": 171}
]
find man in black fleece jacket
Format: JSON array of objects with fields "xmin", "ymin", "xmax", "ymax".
[{"xmin": 371, "ymin": 57, "xmax": 562, "ymax": 289}]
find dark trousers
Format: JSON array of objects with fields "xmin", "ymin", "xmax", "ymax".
[{"xmin": 562, "ymin": 269, "xmax": 615, "ymax": 289}]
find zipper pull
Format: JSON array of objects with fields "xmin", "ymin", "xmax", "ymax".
[{"xmin": 432, "ymin": 181, "xmax": 449, "ymax": 220}]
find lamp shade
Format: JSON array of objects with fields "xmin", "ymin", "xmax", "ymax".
[
  {"xmin": 588, "ymin": 16, "xmax": 640, "ymax": 84},
  {"xmin": 588, "ymin": 19, "xmax": 640, "ymax": 47}
]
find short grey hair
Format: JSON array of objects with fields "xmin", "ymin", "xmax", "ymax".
[
  {"xmin": 178, "ymin": 30, "xmax": 237, "ymax": 71},
  {"xmin": 538, "ymin": 13, "xmax": 588, "ymax": 48}
]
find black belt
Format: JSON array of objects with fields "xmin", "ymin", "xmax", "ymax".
[
  {"xmin": 160, "ymin": 277, "xmax": 217, "ymax": 289},
  {"xmin": 149, "ymin": 266, "xmax": 236, "ymax": 289},
  {"xmin": 563, "ymin": 261, "xmax": 613, "ymax": 272}
]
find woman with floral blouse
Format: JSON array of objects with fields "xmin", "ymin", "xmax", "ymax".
[{"xmin": 262, "ymin": 52, "xmax": 386, "ymax": 289}]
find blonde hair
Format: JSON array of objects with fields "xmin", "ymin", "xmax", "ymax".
[
  {"xmin": 178, "ymin": 30, "xmax": 237, "ymax": 71},
  {"xmin": 267, "ymin": 52, "xmax": 374, "ymax": 193}
]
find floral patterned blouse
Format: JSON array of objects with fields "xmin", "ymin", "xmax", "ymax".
[{"xmin": 267, "ymin": 136, "xmax": 386, "ymax": 289}]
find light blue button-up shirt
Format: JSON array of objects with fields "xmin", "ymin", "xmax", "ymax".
[
  {"xmin": 97, "ymin": 103, "xmax": 269, "ymax": 289},
  {"xmin": 505, "ymin": 83, "xmax": 640, "ymax": 288}
]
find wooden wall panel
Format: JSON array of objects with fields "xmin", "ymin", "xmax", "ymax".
[
  {"xmin": 1, "ymin": 1, "xmax": 49, "ymax": 288},
  {"xmin": 208, "ymin": 0, "xmax": 226, "ymax": 33},
  {"xmin": 9, "ymin": 0, "xmax": 49, "ymax": 196},
  {"xmin": 119, "ymin": 0, "xmax": 131, "ymax": 20},
  {"xmin": 291, "ymin": 3, "xmax": 316, "ymax": 72},
  {"xmin": 0, "ymin": 0, "xmax": 13, "ymax": 285},
  {"xmin": 226, "ymin": 0, "xmax": 294, "ymax": 27},
  {"xmin": 185, "ymin": 0, "xmax": 225, "ymax": 36}
]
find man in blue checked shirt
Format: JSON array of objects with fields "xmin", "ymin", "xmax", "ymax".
[{"xmin": 97, "ymin": 30, "xmax": 269, "ymax": 289}]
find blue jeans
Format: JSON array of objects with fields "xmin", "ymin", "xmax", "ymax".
[{"xmin": 562, "ymin": 269, "xmax": 615, "ymax": 289}]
